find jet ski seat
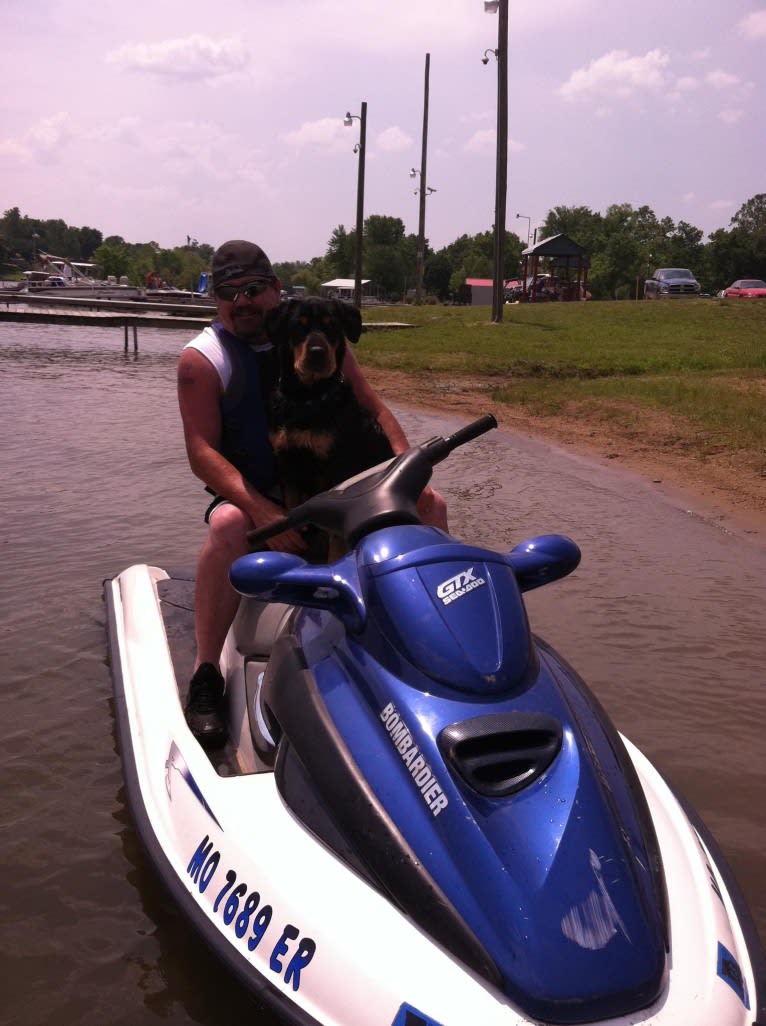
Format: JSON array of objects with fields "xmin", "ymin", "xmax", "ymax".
[{"xmin": 232, "ymin": 599, "xmax": 294, "ymax": 658}]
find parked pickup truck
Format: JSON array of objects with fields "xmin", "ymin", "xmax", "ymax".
[{"xmin": 643, "ymin": 268, "xmax": 701, "ymax": 299}]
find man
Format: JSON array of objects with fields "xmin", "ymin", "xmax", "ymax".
[{"xmin": 178, "ymin": 239, "xmax": 447, "ymax": 748}]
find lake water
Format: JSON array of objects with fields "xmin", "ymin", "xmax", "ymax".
[{"xmin": 1, "ymin": 321, "xmax": 764, "ymax": 1025}]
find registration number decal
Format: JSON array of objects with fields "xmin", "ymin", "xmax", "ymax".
[{"xmin": 187, "ymin": 835, "xmax": 316, "ymax": 991}]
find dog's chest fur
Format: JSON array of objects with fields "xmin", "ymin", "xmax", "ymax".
[{"xmin": 269, "ymin": 375, "xmax": 392, "ymax": 501}]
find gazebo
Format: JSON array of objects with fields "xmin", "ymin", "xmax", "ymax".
[{"xmin": 521, "ymin": 234, "xmax": 590, "ymax": 302}]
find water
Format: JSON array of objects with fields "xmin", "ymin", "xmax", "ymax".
[{"xmin": 1, "ymin": 322, "xmax": 764, "ymax": 1025}]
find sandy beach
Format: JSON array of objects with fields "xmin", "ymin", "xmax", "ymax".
[{"xmin": 364, "ymin": 367, "xmax": 766, "ymax": 538}]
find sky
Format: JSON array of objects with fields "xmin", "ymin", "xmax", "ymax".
[{"xmin": 2, "ymin": 0, "xmax": 765, "ymax": 263}]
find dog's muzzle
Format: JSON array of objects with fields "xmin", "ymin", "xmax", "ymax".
[{"xmin": 303, "ymin": 332, "xmax": 334, "ymax": 369}]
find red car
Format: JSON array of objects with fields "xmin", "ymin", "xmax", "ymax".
[{"xmin": 723, "ymin": 278, "xmax": 766, "ymax": 298}]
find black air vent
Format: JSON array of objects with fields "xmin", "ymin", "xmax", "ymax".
[{"xmin": 439, "ymin": 713, "xmax": 562, "ymax": 798}]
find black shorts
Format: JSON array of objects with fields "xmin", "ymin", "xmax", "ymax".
[{"xmin": 203, "ymin": 486, "xmax": 283, "ymax": 525}]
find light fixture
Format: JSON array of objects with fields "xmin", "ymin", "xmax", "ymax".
[
  {"xmin": 343, "ymin": 112, "xmax": 353, "ymax": 127},
  {"xmin": 482, "ymin": 48, "xmax": 498, "ymax": 64},
  {"xmin": 484, "ymin": 0, "xmax": 499, "ymax": 11}
]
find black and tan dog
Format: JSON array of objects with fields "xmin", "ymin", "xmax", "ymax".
[{"xmin": 263, "ymin": 296, "xmax": 394, "ymax": 559}]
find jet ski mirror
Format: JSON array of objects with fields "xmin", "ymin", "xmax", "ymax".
[
  {"xmin": 507, "ymin": 534, "xmax": 581, "ymax": 593},
  {"xmin": 230, "ymin": 551, "xmax": 366, "ymax": 633}
]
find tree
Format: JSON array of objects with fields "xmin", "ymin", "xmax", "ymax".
[
  {"xmin": 325, "ymin": 225, "xmax": 354, "ymax": 278},
  {"xmin": 665, "ymin": 221, "xmax": 705, "ymax": 277},
  {"xmin": 362, "ymin": 216, "xmax": 411, "ymax": 298},
  {"xmin": 542, "ymin": 206, "xmax": 604, "ymax": 257},
  {"xmin": 78, "ymin": 227, "xmax": 103, "ymax": 261},
  {"xmin": 365, "ymin": 215, "xmax": 406, "ymax": 247},
  {"xmin": 731, "ymin": 194, "xmax": 766, "ymax": 234},
  {"xmin": 92, "ymin": 242, "xmax": 131, "ymax": 279},
  {"xmin": 424, "ymin": 251, "xmax": 452, "ymax": 301}
]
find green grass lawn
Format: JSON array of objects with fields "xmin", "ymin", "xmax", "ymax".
[{"xmin": 360, "ymin": 299, "xmax": 766, "ymax": 454}]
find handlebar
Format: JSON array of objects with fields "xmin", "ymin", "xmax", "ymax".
[
  {"xmin": 247, "ymin": 413, "xmax": 498, "ymax": 550},
  {"xmin": 420, "ymin": 414, "xmax": 498, "ymax": 465}
]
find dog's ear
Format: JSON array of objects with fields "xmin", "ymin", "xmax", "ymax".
[
  {"xmin": 263, "ymin": 300, "xmax": 292, "ymax": 344},
  {"xmin": 333, "ymin": 300, "xmax": 364, "ymax": 344}
]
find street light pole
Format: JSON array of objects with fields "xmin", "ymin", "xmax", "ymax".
[
  {"xmin": 484, "ymin": 0, "xmax": 509, "ymax": 323},
  {"xmin": 344, "ymin": 103, "xmax": 367, "ymax": 309},
  {"xmin": 515, "ymin": 213, "xmax": 531, "ymax": 247},
  {"xmin": 415, "ymin": 53, "xmax": 431, "ymax": 304}
]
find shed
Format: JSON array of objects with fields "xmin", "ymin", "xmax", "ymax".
[
  {"xmin": 463, "ymin": 277, "xmax": 494, "ymax": 306},
  {"xmin": 520, "ymin": 234, "xmax": 591, "ymax": 301}
]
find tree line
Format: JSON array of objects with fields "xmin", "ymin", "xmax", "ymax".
[{"xmin": 2, "ymin": 194, "xmax": 764, "ymax": 302}]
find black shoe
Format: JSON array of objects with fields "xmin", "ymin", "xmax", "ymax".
[{"xmin": 185, "ymin": 663, "xmax": 227, "ymax": 748}]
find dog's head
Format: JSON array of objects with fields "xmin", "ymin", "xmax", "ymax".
[{"xmin": 264, "ymin": 297, "xmax": 364, "ymax": 390}]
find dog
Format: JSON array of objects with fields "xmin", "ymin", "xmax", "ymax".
[{"xmin": 263, "ymin": 296, "xmax": 394, "ymax": 560}]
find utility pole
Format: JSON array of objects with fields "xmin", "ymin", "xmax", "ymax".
[
  {"xmin": 353, "ymin": 102, "xmax": 367, "ymax": 309},
  {"xmin": 490, "ymin": 0, "xmax": 509, "ymax": 324},
  {"xmin": 415, "ymin": 53, "xmax": 430, "ymax": 304},
  {"xmin": 345, "ymin": 103, "xmax": 367, "ymax": 308}
]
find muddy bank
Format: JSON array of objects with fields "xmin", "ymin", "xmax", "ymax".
[{"xmin": 364, "ymin": 367, "xmax": 766, "ymax": 539}]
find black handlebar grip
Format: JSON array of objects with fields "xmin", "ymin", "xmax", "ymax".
[{"xmin": 444, "ymin": 413, "xmax": 498, "ymax": 450}]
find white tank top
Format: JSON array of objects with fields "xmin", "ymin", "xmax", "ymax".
[{"xmin": 184, "ymin": 325, "xmax": 274, "ymax": 390}]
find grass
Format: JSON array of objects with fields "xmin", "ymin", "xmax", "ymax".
[{"xmin": 359, "ymin": 299, "xmax": 766, "ymax": 454}]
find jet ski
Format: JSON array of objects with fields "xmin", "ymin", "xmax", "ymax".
[{"xmin": 105, "ymin": 414, "xmax": 765, "ymax": 1026}]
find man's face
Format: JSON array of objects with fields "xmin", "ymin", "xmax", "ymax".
[{"xmin": 214, "ymin": 275, "xmax": 281, "ymax": 341}]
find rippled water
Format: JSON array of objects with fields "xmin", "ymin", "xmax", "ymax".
[{"xmin": 1, "ymin": 322, "xmax": 763, "ymax": 1025}]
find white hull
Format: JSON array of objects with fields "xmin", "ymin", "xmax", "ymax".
[{"xmin": 105, "ymin": 563, "xmax": 763, "ymax": 1026}]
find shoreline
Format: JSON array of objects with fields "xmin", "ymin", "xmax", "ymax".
[{"xmin": 363, "ymin": 368, "xmax": 766, "ymax": 542}]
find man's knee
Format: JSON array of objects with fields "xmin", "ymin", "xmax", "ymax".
[{"xmin": 208, "ymin": 503, "xmax": 251, "ymax": 548}]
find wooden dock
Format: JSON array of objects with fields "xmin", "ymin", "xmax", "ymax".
[
  {"xmin": 0, "ymin": 290, "xmax": 214, "ymax": 351},
  {"xmin": 0, "ymin": 290, "xmax": 414, "ymax": 351}
]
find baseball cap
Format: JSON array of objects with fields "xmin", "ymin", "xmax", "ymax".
[{"xmin": 211, "ymin": 240, "xmax": 274, "ymax": 288}]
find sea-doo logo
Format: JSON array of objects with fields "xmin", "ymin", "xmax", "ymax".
[
  {"xmin": 380, "ymin": 703, "xmax": 449, "ymax": 817},
  {"xmin": 435, "ymin": 566, "xmax": 486, "ymax": 605}
]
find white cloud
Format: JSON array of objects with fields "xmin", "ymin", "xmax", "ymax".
[
  {"xmin": 738, "ymin": 9, "xmax": 766, "ymax": 39},
  {"xmin": 559, "ymin": 49, "xmax": 670, "ymax": 102},
  {"xmin": 375, "ymin": 126, "xmax": 413, "ymax": 153},
  {"xmin": 86, "ymin": 117, "xmax": 141, "ymax": 145},
  {"xmin": 0, "ymin": 138, "xmax": 31, "ymax": 161},
  {"xmin": 0, "ymin": 112, "xmax": 73, "ymax": 163},
  {"xmin": 710, "ymin": 198, "xmax": 735, "ymax": 210},
  {"xmin": 705, "ymin": 70, "xmax": 740, "ymax": 89},
  {"xmin": 464, "ymin": 129, "xmax": 495, "ymax": 155},
  {"xmin": 464, "ymin": 129, "xmax": 524, "ymax": 155},
  {"xmin": 281, "ymin": 118, "xmax": 348, "ymax": 149},
  {"xmin": 674, "ymin": 76, "xmax": 698, "ymax": 93},
  {"xmin": 718, "ymin": 108, "xmax": 744, "ymax": 124},
  {"xmin": 105, "ymin": 34, "xmax": 249, "ymax": 80},
  {"xmin": 28, "ymin": 113, "xmax": 72, "ymax": 151}
]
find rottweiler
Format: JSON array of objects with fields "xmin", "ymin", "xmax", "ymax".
[{"xmin": 263, "ymin": 297, "xmax": 394, "ymax": 559}]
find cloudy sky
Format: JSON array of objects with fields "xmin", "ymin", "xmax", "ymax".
[{"xmin": 2, "ymin": 0, "xmax": 764, "ymax": 262}]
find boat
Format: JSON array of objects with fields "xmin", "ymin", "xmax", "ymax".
[
  {"xmin": 104, "ymin": 415, "xmax": 765, "ymax": 1026},
  {"xmin": 21, "ymin": 255, "xmax": 144, "ymax": 298}
]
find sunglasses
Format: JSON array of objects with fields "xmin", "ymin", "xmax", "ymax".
[{"xmin": 215, "ymin": 277, "xmax": 276, "ymax": 302}]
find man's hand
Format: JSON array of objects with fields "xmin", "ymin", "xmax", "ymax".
[
  {"xmin": 418, "ymin": 486, "xmax": 448, "ymax": 532},
  {"xmin": 249, "ymin": 499, "xmax": 307, "ymax": 554}
]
